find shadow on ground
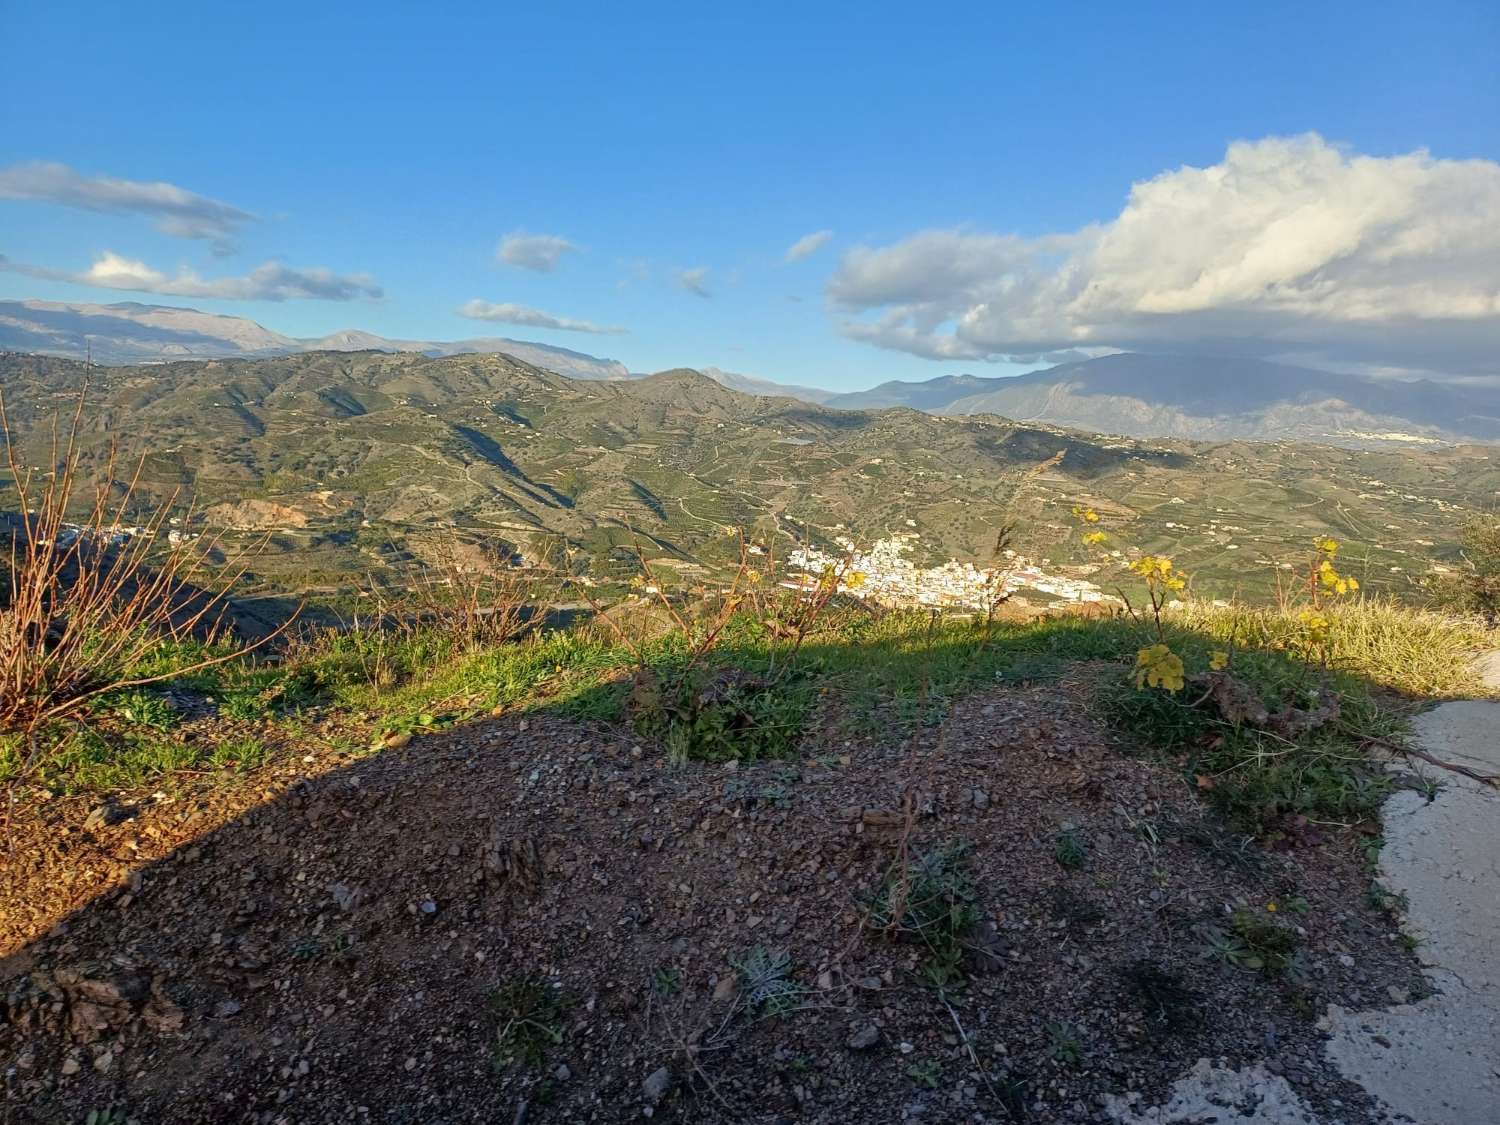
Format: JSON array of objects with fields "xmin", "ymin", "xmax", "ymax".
[{"xmin": 0, "ymin": 616, "xmax": 1476, "ymax": 1124}]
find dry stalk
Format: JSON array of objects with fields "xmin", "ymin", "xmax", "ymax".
[{"xmin": 0, "ymin": 389, "xmax": 287, "ymax": 762}]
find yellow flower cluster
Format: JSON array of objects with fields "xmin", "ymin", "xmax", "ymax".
[
  {"xmin": 1134, "ymin": 643, "xmax": 1185, "ymax": 692},
  {"xmin": 1129, "ymin": 555, "xmax": 1187, "ymax": 592},
  {"xmin": 1071, "ymin": 505, "xmax": 1100, "ymax": 524},
  {"xmin": 1082, "ymin": 530, "xmax": 1107, "ymax": 546},
  {"xmin": 1298, "ymin": 609, "xmax": 1332, "ymax": 645},
  {"xmin": 1313, "ymin": 537, "xmax": 1359, "ymax": 596},
  {"xmin": 1210, "ymin": 650, "xmax": 1230, "ymax": 671}
]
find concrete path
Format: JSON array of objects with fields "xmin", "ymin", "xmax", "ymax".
[
  {"xmin": 1115, "ymin": 665, "xmax": 1500, "ymax": 1125},
  {"xmin": 1322, "ymin": 699, "xmax": 1500, "ymax": 1124}
]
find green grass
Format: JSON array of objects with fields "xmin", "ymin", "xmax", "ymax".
[{"xmin": 9, "ymin": 595, "xmax": 1491, "ymax": 845}]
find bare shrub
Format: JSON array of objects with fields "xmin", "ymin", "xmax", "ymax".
[
  {"xmin": 408, "ymin": 542, "xmax": 535, "ymax": 652},
  {"xmin": 0, "ymin": 392, "xmax": 272, "ymax": 751}
]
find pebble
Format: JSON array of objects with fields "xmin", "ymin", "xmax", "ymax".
[
  {"xmin": 642, "ymin": 1065, "xmax": 673, "ymax": 1104},
  {"xmin": 846, "ymin": 1024, "xmax": 880, "ymax": 1051}
]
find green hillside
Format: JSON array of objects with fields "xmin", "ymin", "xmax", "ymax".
[{"xmin": 0, "ymin": 350, "xmax": 1491, "ymax": 602}]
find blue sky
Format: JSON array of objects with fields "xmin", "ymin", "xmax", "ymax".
[{"xmin": 2, "ymin": 0, "xmax": 1498, "ymax": 389}]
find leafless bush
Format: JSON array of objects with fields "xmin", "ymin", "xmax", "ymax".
[
  {"xmin": 409, "ymin": 542, "xmax": 535, "ymax": 651},
  {"xmin": 0, "ymin": 392, "xmax": 272, "ymax": 748}
]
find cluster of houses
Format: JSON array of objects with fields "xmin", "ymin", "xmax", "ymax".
[{"xmin": 786, "ymin": 534, "xmax": 1120, "ymax": 612}]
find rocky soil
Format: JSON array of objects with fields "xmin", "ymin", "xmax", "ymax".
[{"xmin": 2, "ymin": 681, "xmax": 1427, "ymax": 1123}]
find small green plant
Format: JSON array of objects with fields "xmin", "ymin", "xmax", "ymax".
[
  {"xmin": 651, "ymin": 966, "xmax": 682, "ymax": 997},
  {"xmin": 866, "ymin": 840, "xmax": 981, "ymax": 991},
  {"xmin": 1198, "ymin": 908, "xmax": 1305, "ymax": 980},
  {"xmin": 906, "ymin": 1058, "xmax": 943, "ymax": 1088},
  {"xmin": 288, "ymin": 931, "xmax": 355, "ymax": 962},
  {"xmin": 208, "ymin": 736, "xmax": 269, "ymax": 773},
  {"xmin": 729, "ymin": 946, "xmax": 805, "ymax": 1016},
  {"xmin": 490, "ymin": 974, "xmax": 568, "ymax": 1070},
  {"xmin": 1367, "ymin": 882, "xmax": 1409, "ymax": 914},
  {"xmin": 632, "ymin": 664, "xmax": 811, "ymax": 765},
  {"xmin": 103, "ymin": 689, "xmax": 179, "ymax": 730},
  {"xmin": 85, "ymin": 1110, "xmax": 135, "ymax": 1125},
  {"xmin": 1428, "ymin": 514, "xmax": 1500, "ymax": 621},
  {"xmin": 1053, "ymin": 827, "xmax": 1087, "ymax": 870},
  {"xmin": 1045, "ymin": 1020, "xmax": 1084, "ymax": 1066}
]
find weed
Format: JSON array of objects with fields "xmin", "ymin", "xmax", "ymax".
[
  {"xmin": 1166, "ymin": 816, "xmax": 1266, "ymax": 875},
  {"xmin": 651, "ymin": 967, "xmax": 682, "ymax": 997},
  {"xmin": 1045, "ymin": 1020, "xmax": 1084, "ymax": 1066},
  {"xmin": 289, "ymin": 932, "xmax": 355, "ymax": 962},
  {"xmin": 632, "ymin": 663, "xmax": 811, "ymax": 764},
  {"xmin": 1198, "ymin": 908, "xmax": 1305, "ymax": 980},
  {"xmin": 1366, "ymin": 882, "xmax": 1409, "ymax": 914},
  {"xmin": 729, "ymin": 946, "xmax": 805, "ymax": 1016},
  {"xmin": 1053, "ymin": 827, "xmax": 1087, "ymax": 870},
  {"xmin": 906, "ymin": 1058, "xmax": 943, "ymax": 1088},
  {"xmin": 490, "ymin": 974, "xmax": 568, "ymax": 1070},
  {"xmin": 208, "ymin": 737, "xmax": 270, "ymax": 773},
  {"xmin": 867, "ymin": 840, "xmax": 981, "ymax": 991},
  {"xmin": 101, "ymin": 689, "xmax": 179, "ymax": 730}
]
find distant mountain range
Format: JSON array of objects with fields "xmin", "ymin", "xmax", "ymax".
[
  {"xmin": 830, "ymin": 354, "xmax": 1500, "ymax": 446},
  {"xmin": 4, "ymin": 299, "xmax": 1496, "ymax": 446},
  {"xmin": 0, "ymin": 299, "xmax": 631, "ymax": 382}
]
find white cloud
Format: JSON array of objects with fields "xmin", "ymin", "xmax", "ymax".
[
  {"xmin": 1, "ymin": 250, "xmax": 382, "ymax": 301},
  {"xmin": 677, "ymin": 266, "xmax": 712, "ymax": 298},
  {"xmin": 784, "ymin": 229, "xmax": 833, "ymax": 263},
  {"xmin": 457, "ymin": 299, "xmax": 626, "ymax": 335},
  {"xmin": 497, "ymin": 231, "xmax": 577, "ymax": 272},
  {"xmin": 828, "ymin": 135, "xmax": 1500, "ymax": 373},
  {"xmin": 0, "ymin": 161, "xmax": 254, "ymax": 249}
]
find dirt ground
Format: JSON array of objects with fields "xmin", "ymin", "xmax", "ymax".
[{"xmin": 1, "ymin": 680, "xmax": 1424, "ymax": 1123}]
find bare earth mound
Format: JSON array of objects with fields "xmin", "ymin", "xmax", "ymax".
[{"xmin": 2, "ymin": 683, "xmax": 1423, "ymax": 1123}]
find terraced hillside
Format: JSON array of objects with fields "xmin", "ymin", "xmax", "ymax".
[{"xmin": 0, "ymin": 350, "xmax": 1493, "ymax": 601}]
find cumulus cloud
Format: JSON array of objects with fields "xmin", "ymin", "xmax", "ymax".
[
  {"xmin": 829, "ymin": 135, "xmax": 1500, "ymax": 374},
  {"xmin": 497, "ymin": 231, "xmax": 577, "ymax": 272},
  {"xmin": 0, "ymin": 161, "xmax": 254, "ymax": 249},
  {"xmin": 784, "ymin": 229, "xmax": 833, "ymax": 263},
  {"xmin": 457, "ymin": 299, "xmax": 626, "ymax": 335},
  {"xmin": 1, "ymin": 250, "xmax": 382, "ymax": 301},
  {"xmin": 677, "ymin": 266, "xmax": 712, "ymax": 298}
]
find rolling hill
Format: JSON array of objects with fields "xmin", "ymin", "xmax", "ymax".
[{"xmin": 0, "ymin": 349, "xmax": 1492, "ymax": 604}]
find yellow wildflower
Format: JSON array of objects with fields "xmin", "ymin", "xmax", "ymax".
[
  {"xmin": 1130, "ymin": 555, "xmax": 1188, "ymax": 592},
  {"xmin": 1314, "ymin": 536, "xmax": 1339, "ymax": 556},
  {"xmin": 1298, "ymin": 609, "xmax": 1332, "ymax": 645},
  {"xmin": 1134, "ymin": 643, "xmax": 1185, "ymax": 692},
  {"xmin": 1071, "ymin": 504, "xmax": 1100, "ymax": 524},
  {"xmin": 845, "ymin": 570, "xmax": 867, "ymax": 590},
  {"xmin": 1210, "ymin": 650, "xmax": 1230, "ymax": 671},
  {"xmin": 1082, "ymin": 531, "xmax": 1107, "ymax": 546}
]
